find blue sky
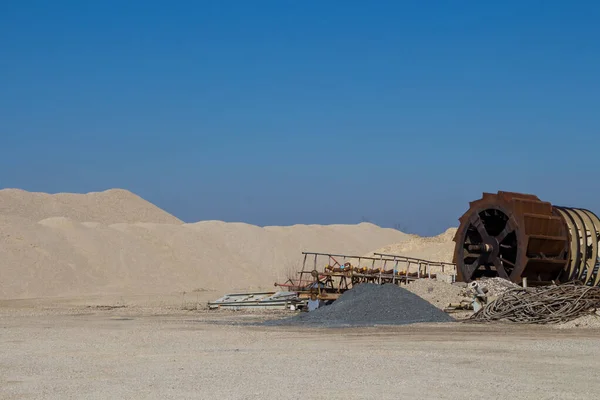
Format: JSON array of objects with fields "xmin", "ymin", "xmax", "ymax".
[{"xmin": 1, "ymin": 1, "xmax": 599, "ymax": 235}]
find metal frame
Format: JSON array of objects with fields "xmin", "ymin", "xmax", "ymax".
[
  {"xmin": 280, "ymin": 251, "xmax": 457, "ymax": 301},
  {"xmin": 373, "ymin": 252, "xmax": 457, "ymax": 281},
  {"xmin": 208, "ymin": 291, "xmax": 304, "ymax": 310}
]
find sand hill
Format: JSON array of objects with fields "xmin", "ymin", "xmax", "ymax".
[
  {"xmin": 365, "ymin": 227, "xmax": 457, "ymax": 263},
  {"xmin": 0, "ymin": 188, "xmax": 182, "ymax": 225},
  {"xmin": 0, "ymin": 188, "xmax": 426, "ymax": 300}
]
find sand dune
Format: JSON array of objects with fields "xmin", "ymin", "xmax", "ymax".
[
  {"xmin": 0, "ymin": 189, "xmax": 419, "ymax": 299},
  {"xmin": 365, "ymin": 227, "xmax": 457, "ymax": 263},
  {"xmin": 0, "ymin": 188, "xmax": 182, "ymax": 225}
]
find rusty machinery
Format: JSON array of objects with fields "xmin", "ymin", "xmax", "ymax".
[
  {"xmin": 453, "ymin": 191, "xmax": 600, "ymax": 286},
  {"xmin": 276, "ymin": 251, "xmax": 457, "ymax": 303}
]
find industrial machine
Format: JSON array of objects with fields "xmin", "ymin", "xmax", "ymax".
[
  {"xmin": 453, "ymin": 191, "xmax": 600, "ymax": 286},
  {"xmin": 276, "ymin": 251, "xmax": 457, "ymax": 305}
]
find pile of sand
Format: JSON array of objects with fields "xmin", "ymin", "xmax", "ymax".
[
  {"xmin": 0, "ymin": 188, "xmax": 182, "ymax": 225},
  {"xmin": 0, "ymin": 188, "xmax": 418, "ymax": 300},
  {"xmin": 365, "ymin": 227, "xmax": 457, "ymax": 263}
]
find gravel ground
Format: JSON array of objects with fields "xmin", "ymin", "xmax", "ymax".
[
  {"xmin": 555, "ymin": 312, "xmax": 600, "ymax": 329},
  {"xmin": 266, "ymin": 283, "xmax": 455, "ymax": 327},
  {"xmin": 2, "ymin": 305, "xmax": 600, "ymax": 399}
]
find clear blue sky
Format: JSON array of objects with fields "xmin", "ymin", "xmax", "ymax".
[{"xmin": 1, "ymin": 1, "xmax": 599, "ymax": 235}]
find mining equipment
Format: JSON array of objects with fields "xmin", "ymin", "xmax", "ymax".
[{"xmin": 453, "ymin": 191, "xmax": 600, "ymax": 286}]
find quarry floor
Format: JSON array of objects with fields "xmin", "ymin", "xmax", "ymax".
[{"xmin": 2, "ymin": 299, "xmax": 600, "ymax": 400}]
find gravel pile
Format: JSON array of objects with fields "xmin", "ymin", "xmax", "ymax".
[
  {"xmin": 266, "ymin": 283, "xmax": 455, "ymax": 327},
  {"xmin": 403, "ymin": 279, "xmax": 467, "ymax": 309},
  {"xmin": 478, "ymin": 277, "xmax": 520, "ymax": 297}
]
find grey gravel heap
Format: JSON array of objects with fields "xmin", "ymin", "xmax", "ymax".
[
  {"xmin": 479, "ymin": 277, "xmax": 520, "ymax": 297},
  {"xmin": 266, "ymin": 283, "xmax": 455, "ymax": 327}
]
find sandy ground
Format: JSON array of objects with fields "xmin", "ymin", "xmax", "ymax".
[
  {"xmin": 4, "ymin": 187, "xmax": 597, "ymax": 398},
  {"xmin": 2, "ymin": 300, "xmax": 600, "ymax": 400}
]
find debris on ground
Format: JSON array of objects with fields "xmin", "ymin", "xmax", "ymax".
[
  {"xmin": 470, "ymin": 282, "xmax": 600, "ymax": 324},
  {"xmin": 264, "ymin": 283, "xmax": 455, "ymax": 327}
]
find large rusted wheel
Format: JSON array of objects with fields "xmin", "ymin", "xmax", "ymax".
[
  {"xmin": 453, "ymin": 192, "xmax": 569, "ymax": 284},
  {"xmin": 453, "ymin": 191, "xmax": 600, "ymax": 286}
]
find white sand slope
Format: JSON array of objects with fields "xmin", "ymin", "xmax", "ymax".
[
  {"xmin": 0, "ymin": 188, "xmax": 414, "ymax": 299},
  {"xmin": 0, "ymin": 188, "xmax": 182, "ymax": 225},
  {"xmin": 365, "ymin": 227, "xmax": 457, "ymax": 263}
]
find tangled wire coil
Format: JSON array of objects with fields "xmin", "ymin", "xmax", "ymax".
[{"xmin": 470, "ymin": 281, "xmax": 600, "ymax": 324}]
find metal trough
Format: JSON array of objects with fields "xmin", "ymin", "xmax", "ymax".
[{"xmin": 208, "ymin": 291, "xmax": 304, "ymax": 310}]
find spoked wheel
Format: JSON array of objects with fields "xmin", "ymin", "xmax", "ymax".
[
  {"xmin": 461, "ymin": 208, "xmax": 518, "ymax": 280},
  {"xmin": 453, "ymin": 192, "xmax": 570, "ymax": 284}
]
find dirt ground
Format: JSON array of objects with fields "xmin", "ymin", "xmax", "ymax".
[{"xmin": 2, "ymin": 296, "xmax": 600, "ymax": 400}]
